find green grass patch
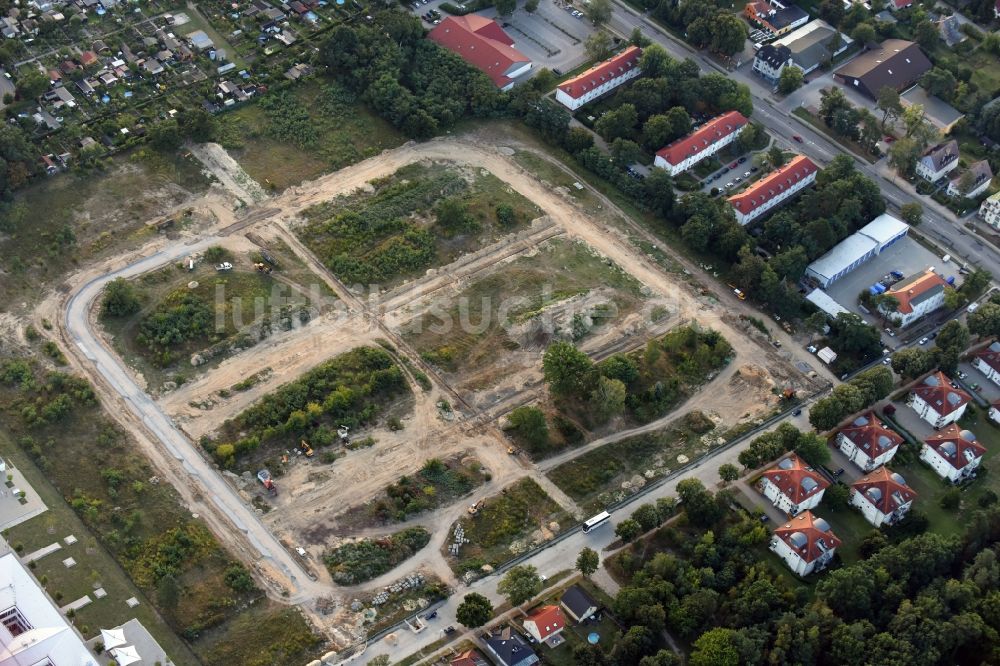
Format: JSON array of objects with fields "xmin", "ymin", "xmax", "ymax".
[
  {"xmin": 444, "ymin": 478, "xmax": 569, "ymax": 576},
  {"xmin": 219, "ymin": 78, "xmax": 405, "ymax": 190},
  {"xmin": 324, "ymin": 526, "xmax": 431, "ymax": 585},
  {"xmin": 298, "ymin": 162, "xmax": 540, "ymax": 287},
  {"xmin": 204, "ymin": 346, "xmax": 411, "ymax": 467},
  {"xmin": 0, "ymin": 149, "xmax": 208, "ymax": 307},
  {"xmin": 547, "ymin": 410, "xmax": 718, "ymax": 513}
]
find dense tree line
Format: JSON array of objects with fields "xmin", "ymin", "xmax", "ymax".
[
  {"xmin": 319, "ymin": 12, "xmax": 506, "ymax": 138},
  {"xmin": 809, "ymin": 365, "xmax": 894, "ymax": 431},
  {"xmin": 590, "ymin": 479, "xmax": 1000, "ymax": 666},
  {"xmin": 737, "ymin": 422, "xmax": 831, "ymax": 470},
  {"xmin": 323, "ymin": 526, "xmax": 430, "ymax": 584}
]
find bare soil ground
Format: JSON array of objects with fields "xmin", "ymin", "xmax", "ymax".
[{"xmin": 44, "ymin": 130, "xmax": 824, "ymax": 649}]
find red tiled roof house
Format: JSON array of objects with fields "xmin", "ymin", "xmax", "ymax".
[
  {"xmin": 727, "ymin": 155, "xmax": 819, "ymax": 225},
  {"xmin": 769, "ymin": 511, "xmax": 840, "ymax": 577},
  {"xmin": 835, "ymin": 411, "xmax": 903, "ymax": 472},
  {"xmin": 653, "ymin": 111, "xmax": 748, "ymax": 176},
  {"xmin": 556, "ymin": 46, "xmax": 642, "ymax": 110},
  {"xmin": 522, "ymin": 605, "xmax": 566, "ymax": 643},
  {"xmin": 850, "ymin": 467, "xmax": 917, "ymax": 527},
  {"xmin": 908, "ymin": 371, "xmax": 971, "ymax": 428},
  {"xmin": 921, "ymin": 423, "xmax": 986, "ymax": 482},
  {"xmin": 428, "ymin": 16, "xmax": 531, "ymax": 91},
  {"xmin": 878, "ymin": 269, "xmax": 950, "ymax": 328},
  {"xmin": 973, "ymin": 341, "xmax": 1000, "ymax": 387},
  {"xmin": 757, "ymin": 453, "xmax": 829, "ymax": 516}
]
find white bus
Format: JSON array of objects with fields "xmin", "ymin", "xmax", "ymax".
[{"xmin": 582, "ymin": 511, "xmax": 611, "ymax": 533}]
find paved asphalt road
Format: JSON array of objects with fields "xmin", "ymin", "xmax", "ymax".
[
  {"xmin": 605, "ymin": 1, "xmax": 1000, "ymax": 273},
  {"xmin": 64, "ymin": 237, "xmax": 323, "ymax": 604},
  {"xmin": 360, "ymin": 408, "xmax": 813, "ymax": 663}
]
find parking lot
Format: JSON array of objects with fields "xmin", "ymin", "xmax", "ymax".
[
  {"xmin": 824, "ymin": 236, "xmax": 951, "ymax": 324},
  {"xmin": 408, "ymin": 0, "xmax": 593, "ymax": 78},
  {"xmin": 698, "ymin": 149, "xmax": 768, "ymax": 194}
]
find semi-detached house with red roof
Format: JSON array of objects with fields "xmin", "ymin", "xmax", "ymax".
[
  {"xmin": 555, "ymin": 46, "xmax": 642, "ymax": 110},
  {"xmin": 770, "ymin": 511, "xmax": 841, "ymax": 576},
  {"xmin": 428, "ymin": 16, "xmax": 532, "ymax": 91},
  {"xmin": 652, "ymin": 111, "xmax": 748, "ymax": 176},
  {"xmin": 727, "ymin": 155, "xmax": 819, "ymax": 225},
  {"xmin": 909, "ymin": 371, "xmax": 971, "ymax": 428},
  {"xmin": 758, "ymin": 453, "xmax": 829, "ymax": 516},
  {"xmin": 835, "ymin": 411, "xmax": 903, "ymax": 472},
  {"xmin": 973, "ymin": 341, "xmax": 1000, "ymax": 386},
  {"xmin": 921, "ymin": 423, "xmax": 986, "ymax": 482},
  {"xmin": 850, "ymin": 467, "xmax": 917, "ymax": 527}
]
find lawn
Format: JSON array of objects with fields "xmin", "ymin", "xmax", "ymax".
[
  {"xmin": 547, "ymin": 411, "xmax": 719, "ymax": 513},
  {"xmin": 297, "ymin": 162, "xmax": 541, "ymax": 288},
  {"xmin": 218, "ymin": 78, "xmax": 405, "ymax": 190},
  {"xmin": 533, "ymin": 578, "xmax": 623, "ymax": 666},
  {"xmin": 444, "ymin": 478, "xmax": 569, "ymax": 577},
  {"xmin": 402, "ymin": 237, "xmax": 645, "ymax": 376},
  {"xmin": 0, "ymin": 149, "xmax": 209, "ymax": 307}
]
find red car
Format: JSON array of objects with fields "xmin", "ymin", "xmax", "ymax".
[
  {"xmin": 729, "ymin": 161, "xmax": 738, "ymax": 168},
  {"xmin": 792, "ymin": 135, "xmax": 803, "ymax": 143}
]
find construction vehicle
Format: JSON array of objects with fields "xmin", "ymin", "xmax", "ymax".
[
  {"xmin": 300, "ymin": 440, "xmax": 315, "ymax": 458},
  {"xmin": 728, "ymin": 284, "xmax": 746, "ymax": 300},
  {"xmin": 254, "ymin": 262, "xmax": 272, "ymax": 274},
  {"xmin": 337, "ymin": 425, "xmax": 350, "ymax": 444},
  {"xmin": 467, "ymin": 499, "xmax": 485, "ymax": 515},
  {"xmin": 257, "ymin": 469, "xmax": 277, "ymax": 496}
]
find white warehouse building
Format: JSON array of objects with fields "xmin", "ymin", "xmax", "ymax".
[{"xmin": 805, "ymin": 214, "xmax": 909, "ymax": 288}]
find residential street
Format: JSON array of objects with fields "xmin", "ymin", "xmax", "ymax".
[
  {"xmin": 359, "ymin": 409, "xmax": 813, "ymax": 664},
  {"xmin": 605, "ymin": 0, "xmax": 1000, "ymax": 272}
]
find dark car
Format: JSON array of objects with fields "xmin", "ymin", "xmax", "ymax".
[
  {"xmin": 445, "ymin": 626, "xmax": 456, "ymax": 635},
  {"xmin": 792, "ymin": 135, "xmax": 803, "ymax": 143},
  {"xmin": 792, "ymin": 408, "xmax": 802, "ymax": 416},
  {"xmin": 738, "ymin": 156, "xmax": 747, "ymax": 164}
]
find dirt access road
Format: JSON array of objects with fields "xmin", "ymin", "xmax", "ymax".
[{"xmin": 51, "ymin": 134, "xmax": 823, "ymax": 651}]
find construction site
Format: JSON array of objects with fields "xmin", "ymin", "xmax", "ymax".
[{"xmin": 44, "ymin": 130, "xmax": 825, "ymax": 654}]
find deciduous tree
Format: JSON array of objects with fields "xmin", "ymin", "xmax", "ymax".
[
  {"xmin": 576, "ymin": 547, "xmax": 599, "ymax": 577},
  {"xmin": 456, "ymin": 592, "xmax": 493, "ymax": 628},
  {"xmin": 498, "ymin": 565, "xmax": 542, "ymax": 606}
]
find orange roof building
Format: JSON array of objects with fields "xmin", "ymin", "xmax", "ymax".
[
  {"xmin": 727, "ymin": 155, "xmax": 819, "ymax": 225},
  {"xmin": 758, "ymin": 453, "xmax": 829, "ymax": 516},
  {"xmin": 835, "ymin": 411, "xmax": 904, "ymax": 471},
  {"xmin": 523, "ymin": 605, "xmax": 566, "ymax": 643},
  {"xmin": 770, "ymin": 511, "xmax": 841, "ymax": 577},
  {"xmin": 428, "ymin": 16, "xmax": 532, "ymax": 90},
  {"xmin": 850, "ymin": 467, "xmax": 917, "ymax": 527},
  {"xmin": 921, "ymin": 423, "xmax": 986, "ymax": 482},
  {"xmin": 555, "ymin": 46, "xmax": 642, "ymax": 110},
  {"xmin": 652, "ymin": 111, "xmax": 749, "ymax": 176},
  {"xmin": 909, "ymin": 371, "xmax": 971, "ymax": 428},
  {"xmin": 879, "ymin": 269, "xmax": 950, "ymax": 327}
]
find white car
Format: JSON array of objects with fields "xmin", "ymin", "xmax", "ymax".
[
  {"xmin": 918, "ymin": 337, "xmax": 929, "ymax": 345},
  {"xmin": 216, "ymin": 262, "xmax": 233, "ymax": 271}
]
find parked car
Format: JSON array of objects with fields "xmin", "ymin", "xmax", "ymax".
[
  {"xmin": 806, "ymin": 345, "xmax": 817, "ymax": 353},
  {"xmin": 957, "ymin": 370, "xmax": 968, "ymax": 379},
  {"xmin": 743, "ymin": 171, "xmax": 751, "ymax": 177},
  {"xmin": 792, "ymin": 408, "xmax": 802, "ymax": 416},
  {"xmin": 919, "ymin": 337, "xmax": 929, "ymax": 345},
  {"xmin": 729, "ymin": 161, "xmax": 738, "ymax": 168},
  {"xmin": 738, "ymin": 156, "xmax": 747, "ymax": 164}
]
